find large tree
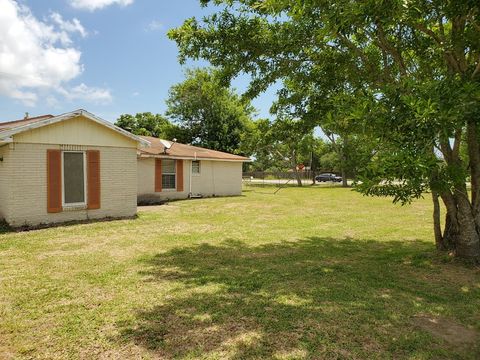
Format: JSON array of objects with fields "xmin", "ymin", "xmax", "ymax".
[
  {"xmin": 169, "ymin": 1, "xmax": 480, "ymax": 261},
  {"xmin": 166, "ymin": 68, "xmax": 255, "ymax": 154},
  {"xmin": 115, "ymin": 112, "xmax": 188, "ymax": 142}
]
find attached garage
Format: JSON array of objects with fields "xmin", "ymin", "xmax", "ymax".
[{"xmin": 0, "ymin": 109, "xmax": 149, "ymax": 227}]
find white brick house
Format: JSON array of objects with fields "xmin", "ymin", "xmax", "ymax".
[{"xmin": 0, "ymin": 109, "xmax": 148, "ymax": 227}]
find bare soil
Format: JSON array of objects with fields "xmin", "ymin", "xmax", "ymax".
[{"xmin": 413, "ymin": 315, "xmax": 479, "ymax": 347}]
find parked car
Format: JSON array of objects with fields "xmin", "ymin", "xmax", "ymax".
[{"xmin": 315, "ymin": 173, "xmax": 342, "ymax": 182}]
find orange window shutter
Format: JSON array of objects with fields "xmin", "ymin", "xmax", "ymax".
[
  {"xmin": 87, "ymin": 150, "xmax": 101, "ymax": 209},
  {"xmin": 155, "ymin": 158, "xmax": 162, "ymax": 192},
  {"xmin": 177, "ymin": 159, "xmax": 184, "ymax": 192},
  {"xmin": 47, "ymin": 149, "xmax": 62, "ymax": 213}
]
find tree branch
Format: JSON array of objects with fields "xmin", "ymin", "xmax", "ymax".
[
  {"xmin": 411, "ymin": 22, "xmax": 444, "ymax": 45},
  {"xmin": 336, "ymin": 33, "xmax": 382, "ymax": 81},
  {"xmin": 467, "ymin": 121, "xmax": 480, "ymax": 212},
  {"xmin": 452, "ymin": 128, "xmax": 462, "ymax": 159},
  {"xmin": 451, "ymin": 16, "xmax": 468, "ymax": 73},
  {"xmin": 439, "ymin": 137, "xmax": 453, "ymax": 163},
  {"xmin": 374, "ymin": 22, "xmax": 407, "ymax": 76}
]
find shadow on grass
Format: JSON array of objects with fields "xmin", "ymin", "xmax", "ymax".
[{"xmin": 117, "ymin": 237, "xmax": 479, "ymax": 359}]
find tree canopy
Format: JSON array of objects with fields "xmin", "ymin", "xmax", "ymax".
[
  {"xmin": 115, "ymin": 112, "xmax": 187, "ymax": 141},
  {"xmin": 169, "ymin": 1, "xmax": 480, "ymax": 260},
  {"xmin": 165, "ymin": 68, "xmax": 255, "ymax": 154}
]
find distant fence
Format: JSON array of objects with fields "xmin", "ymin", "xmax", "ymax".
[{"xmin": 242, "ymin": 171, "xmax": 340, "ymax": 180}]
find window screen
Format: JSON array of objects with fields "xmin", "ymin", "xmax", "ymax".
[
  {"xmin": 192, "ymin": 160, "xmax": 200, "ymax": 174},
  {"xmin": 63, "ymin": 152, "xmax": 85, "ymax": 204},
  {"xmin": 162, "ymin": 159, "xmax": 176, "ymax": 189}
]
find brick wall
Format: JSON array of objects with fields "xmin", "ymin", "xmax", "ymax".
[
  {"xmin": 2, "ymin": 143, "xmax": 137, "ymax": 227},
  {"xmin": 137, "ymin": 158, "xmax": 242, "ymax": 202},
  {"xmin": 0, "ymin": 145, "xmax": 8, "ymax": 219},
  {"xmin": 137, "ymin": 157, "xmax": 190, "ymax": 203}
]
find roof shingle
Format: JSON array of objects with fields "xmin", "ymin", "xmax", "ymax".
[{"xmin": 139, "ymin": 136, "xmax": 250, "ymax": 162}]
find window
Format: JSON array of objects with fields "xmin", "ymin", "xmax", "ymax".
[
  {"xmin": 63, "ymin": 152, "xmax": 86, "ymax": 206},
  {"xmin": 162, "ymin": 159, "xmax": 176, "ymax": 189},
  {"xmin": 192, "ymin": 160, "xmax": 201, "ymax": 174}
]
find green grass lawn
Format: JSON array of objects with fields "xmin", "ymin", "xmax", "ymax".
[{"xmin": 1, "ymin": 187, "xmax": 479, "ymax": 359}]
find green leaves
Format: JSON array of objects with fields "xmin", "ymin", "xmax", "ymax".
[
  {"xmin": 165, "ymin": 68, "xmax": 255, "ymax": 154},
  {"xmin": 169, "ymin": 0, "xmax": 480, "ymax": 203},
  {"xmin": 115, "ymin": 113, "xmax": 181, "ymax": 139}
]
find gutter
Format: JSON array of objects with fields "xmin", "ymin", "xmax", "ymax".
[{"xmin": 137, "ymin": 153, "xmax": 252, "ymax": 162}]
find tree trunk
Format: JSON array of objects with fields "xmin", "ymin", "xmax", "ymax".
[
  {"xmin": 442, "ymin": 211, "xmax": 458, "ymax": 251},
  {"xmin": 432, "ymin": 191, "xmax": 445, "ymax": 251},
  {"xmin": 467, "ymin": 121, "xmax": 480, "ymax": 232},
  {"xmin": 436, "ymin": 127, "xmax": 480, "ymax": 261},
  {"xmin": 291, "ymin": 151, "xmax": 303, "ymax": 187},
  {"xmin": 293, "ymin": 167, "xmax": 303, "ymax": 187},
  {"xmin": 439, "ymin": 192, "xmax": 458, "ymax": 251},
  {"xmin": 454, "ymin": 195, "xmax": 480, "ymax": 260},
  {"xmin": 310, "ymin": 151, "xmax": 316, "ymax": 185},
  {"xmin": 341, "ymin": 138, "xmax": 348, "ymax": 187},
  {"xmin": 341, "ymin": 168, "xmax": 348, "ymax": 187},
  {"xmin": 438, "ymin": 190, "xmax": 480, "ymax": 261}
]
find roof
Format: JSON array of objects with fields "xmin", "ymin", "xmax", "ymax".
[
  {"xmin": 139, "ymin": 136, "xmax": 251, "ymax": 162},
  {"xmin": 0, "ymin": 115, "xmax": 54, "ymax": 131},
  {"xmin": 0, "ymin": 109, "xmax": 150, "ymax": 147}
]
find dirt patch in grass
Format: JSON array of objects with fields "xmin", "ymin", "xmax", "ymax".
[
  {"xmin": 0, "ymin": 335, "xmax": 15, "ymax": 360},
  {"xmin": 413, "ymin": 315, "xmax": 479, "ymax": 347},
  {"xmin": 0, "ymin": 347, "xmax": 14, "ymax": 360}
]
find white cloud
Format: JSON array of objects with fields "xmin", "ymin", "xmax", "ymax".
[
  {"xmin": 46, "ymin": 95, "xmax": 60, "ymax": 107},
  {"xmin": 132, "ymin": 91, "xmax": 140, "ymax": 97},
  {"xmin": 58, "ymin": 83, "xmax": 112, "ymax": 104},
  {"xmin": 49, "ymin": 12, "xmax": 87, "ymax": 39},
  {"xmin": 0, "ymin": 0, "xmax": 110, "ymax": 106},
  {"xmin": 146, "ymin": 20, "xmax": 163, "ymax": 32},
  {"xmin": 69, "ymin": 0, "xmax": 134, "ymax": 11}
]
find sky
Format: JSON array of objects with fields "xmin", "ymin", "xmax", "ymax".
[{"xmin": 0, "ymin": 0, "xmax": 278, "ymax": 123}]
